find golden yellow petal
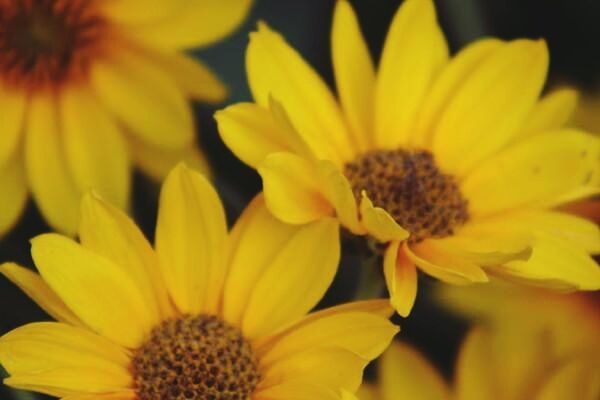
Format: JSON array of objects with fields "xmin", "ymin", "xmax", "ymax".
[
  {"xmin": 432, "ymin": 39, "xmax": 548, "ymax": 177},
  {"xmin": 534, "ymin": 358, "xmax": 600, "ymax": 400},
  {"xmin": 412, "ymin": 38, "xmax": 503, "ymax": 148},
  {"xmin": 60, "ymin": 86, "xmax": 130, "ymax": 211},
  {"xmin": 25, "ymin": 95, "xmax": 79, "ymax": 235},
  {"xmin": 359, "ymin": 193, "xmax": 409, "ymax": 243},
  {"xmin": 405, "ymin": 241, "xmax": 489, "ymax": 285},
  {"xmin": 454, "ymin": 327, "xmax": 497, "ymax": 400},
  {"xmin": 383, "ymin": 242, "xmax": 418, "ymax": 317},
  {"xmin": 380, "ymin": 342, "xmax": 449, "ymax": 400},
  {"xmin": 0, "ymin": 263, "xmax": 82, "ymax": 326},
  {"xmin": 141, "ymin": 50, "xmax": 227, "ymax": 103},
  {"xmin": 90, "ymin": 47, "xmax": 193, "ymax": 150},
  {"xmin": 155, "ymin": 163, "xmax": 227, "ymax": 315},
  {"xmin": 259, "ymin": 152, "xmax": 333, "ymax": 224},
  {"xmin": 0, "ymin": 322, "xmax": 131, "ymax": 397},
  {"xmin": 317, "ymin": 160, "xmax": 364, "ymax": 235},
  {"xmin": 240, "ymin": 217, "xmax": 340, "ymax": 338},
  {"xmin": 520, "ymin": 88, "xmax": 579, "ymax": 137},
  {"xmin": 261, "ymin": 347, "xmax": 367, "ymax": 394},
  {"xmin": 462, "ymin": 130, "xmax": 600, "ymax": 217},
  {"xmin": 0, "ymin": 85, "xmax": 26, "ymax": 165},
  {"xmin": 253, "ymin": 381, "xmax": 340, "ymax": 400},
  {"xmin": 223, "ymin": 195, "xmax": 300, "ymax": 326},
  {"xmin": 247, "ymin": 23, "xmax": 352, "ymax": 164},
  {"xmin": 332, "ymin": 0, "xmax": 375, "ymax": 152},
  {"xmin": 0, "ymin": 155, "xmax": 27, "ymax": 237},
  {"xmin": 97, "ymin": 0, "xmax": 184, "ymax": 24},
  {"xmin": 375, "ymin": 0, "xmax": 448, "ymax": 148},
  {"xmin": 79, "ymin": 192, "xmax": 173, "ymax": 319},
  {"xmin": 216, "ymin": 101, "xmax": 311, "ymax": 169},
  {"xmin": 121, "ymin": 0, "xmax": 253, "ymax": 49},
  {"xmin": 31, "ymin": 234, "xmax": 154, "ymax": 348},
  {"xmin": 257, "ymin": 309, "xmax": 398, "ymax": 367}
]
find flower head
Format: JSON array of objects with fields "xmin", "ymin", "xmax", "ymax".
[
  {"xmin": 0, "ymin": 164, "xmax": 398, "ymax": 399},
  {"xmin": 360, "ymin": 285, "xmax": 600, "ymax": 400},
  {"xmin": 216, "ymin": 0, "xmax": 600, "ymax": 316},
  {"xmin": 0, "ymin": 0, "xmax": 253, "ymax": 236}
]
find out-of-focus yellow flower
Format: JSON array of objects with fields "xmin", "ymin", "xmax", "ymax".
[
  {"xmin": 0, "ymin": 164, "xmax": 398, "ymax": 400},
  {"xmin": 360, "ymin": 284, "xmax": 600, "ymax": 400},
  {"xmin": 0, "ymin": 0, "xmax": 253, "ymax": 236},
  {"xmin": 574, "ymin": 91, "xmax": 600, "ymax": 135},
  {"xmin": 217, "ymin": 0, "xmax": 600, "ymax": 317}
]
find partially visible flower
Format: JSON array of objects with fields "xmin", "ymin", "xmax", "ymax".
[
  {"xmin": 216, "ymin": 0, "xmax": 600, "ymax": 316},
  {"xmin": 0, "ymin": 164, "xmax": 398, "ymax": 399},
  {"xmin": 0, "ymin": 0, "xmax": 253, "ymax": 236},
  {"xmin": 360, "ymin": 284, "xmax": 600, "ymax": 400}
]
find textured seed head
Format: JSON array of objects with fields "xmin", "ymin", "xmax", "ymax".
[
  {"xmin": 131, "ymin": 315, "xmax": 261, "ymax": 400},
  {"xmin": 344, "ymin": 149, "xmax": 469, "ymax": 243}
]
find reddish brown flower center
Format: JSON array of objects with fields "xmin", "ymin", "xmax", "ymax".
[
  {"xmin": 344, "ymin": 149, "xmax": 469, "ymax": 243},
  {"xmin": 131, "ymin": 315, "xmax": 262, "ymax": 400},
  {"xmin": 0, "ymin": 0, "xmax": 106, "ymax": 90}
]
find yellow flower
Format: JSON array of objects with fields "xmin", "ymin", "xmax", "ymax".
[
  {"xmin": 360, "ymin": 285, "xmax": 600, "ymax": 400},
  {"xmin": 0, "ymin": 0, "xmax": 253, "ymax": 236},
  {"xmin": 0, "ymin": 164, "xmax": 398, "ymax": 399},
  {"xmin": 216, "ymin": 0, "xmax": 600, "ymax": 316}
]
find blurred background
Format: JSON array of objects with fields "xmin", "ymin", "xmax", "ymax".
[{"xmin": 2, "ymin": 0, "xmax": 600, "ymax": 398}]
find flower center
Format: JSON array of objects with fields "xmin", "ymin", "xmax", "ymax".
[
  {"xmin": 0, "ymin": 0, "xmax": 105, "ymax": 89},
  {"xmin": 344, "ymin": 149, "xmax": 469, "ymax": 243},
  {"xmin": 131, "ymin": 315, "xmax": 262, "ymax": 400}
]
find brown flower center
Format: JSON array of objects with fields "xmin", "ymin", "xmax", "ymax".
[
  {"xmin": 344, "ymin": 149, "xmax": 469, "ymax": 243},
  {"xmin": 0, "ymin": 0, "xmax": 106, "ymax": 90},
  {"xmin": 131, "ymin": 315, "xmax": 262, "ymax": 400}
]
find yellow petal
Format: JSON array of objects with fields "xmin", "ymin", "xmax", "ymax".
[
  {"xmin": 405, "ymin": 241, "xmax": 489, "ymax": 285},
  {"xmin": 79, "ymin": 193, "xmax": 172, "ymax": 318},
  {"xmin": 0, "ymin": 155, "xmax": 27, "ymax": 237},
  {"xmin": 216, "ymin": 101, "xmax": 310, "ymax": 169},
  {"xmin": 383, "ymin": 242, "xmax": 418, "ymax": 317},
  {"xmin": 359, "ymin": 193, "xmax": 409, "ymax": 243},
  {"xmin": 122, "ymin": 0, "xmax": 253, "ymax": 49},
  {"xmin": 62, "ymin": 392, "xmax": 136, "ymax": 400},
  {"xmin": 60, "ymin": 86, "xmax": 130, "ymax": 211},
  {"xmin": 257, "ymin": 309, "xmax": 398, "ymax": 367},
  {"xmin": 0, "ymin": 322, "xmax": 131, "ymax": 397},
  {"xmin": 98, "ymin": 0, "xmax": 184, "ymax": 24},
  {"xmin": 505, "ymin": 211, "xmax": 600, "ymax": 254},
  {"xmin": 432, "ymin": 39, "xmax": 548, "ymax": 176},
  {"xmin": 375, "ymin": 0, "xmax": 448, "ymax": 148},
  {"xmin": 241, "ymin": 217, "xmax": 340, "ymax": 338},
  {"xmin": 454, "ymin": 327, "xmax": 497, "ymax": 400},
  {"xmin": 412, "ymin": 38, "xmax": 503, "ymax": 147},
  {"xmin": 254, "ymin": 381, "xmax": 340, "ymax": 400},
  {"xmin": 259, "ymin": 152, "xmax": 333, "ymax": 224},
  {"xmin": 0, "ymin": 263, "xmax": 82, "ymax": 326},
  {"xmin": 262, "ymin": 347, "xmax": 367, "ymax": 393},
  {"xmin": 141, "ymin": 50, "xmax": 227, "ymax": 103},
  {"xmin": 127, "ymin": 134, "xmax": 210, "ymax": 181},
  {"xmin": 316, "ymin": 160, "xmax": 364, "ymax": 235},
  {"xmin": 247, "ymin": 23, "xmax": 352, "ymax": 164},
  {"xmin": 155, "ymin": 163, "xmax": 227, "ymax": 315},
  {"xmin": 0, "ymin": 85, "xmax": 26, "ymax": 165},
  {"xmin": 520, "ymin": 88, "xmax": 579, "ymax": 137},
  {"xmin": 332, "ymin": 0, "xmax": 375, "ymax": 151},
  {"xmin": 31, "ymin": 234, "xmax": 153, "ymax": 348},
  {"xmin": 90, "ymin": 47, "xmax": 193, "ymax": 150},
  {"xmin": 223, "ymin": 195, "xmax": 300, "ymax": 325},
  {"xmin": 462, "ymin": 130, "xmax": 600, "ymax": 217},
  {"xmin": 25, "ymin": 95, "xmax": 79, "ymax": 235},
  {"xmin": 489, "ymin": 233, "xmax": 600, "ymax": 291},
  {"xmin": 534, "ymin": 358, "xmax": 600, "ymax": 400},
  {"xmin": 380, "ymin": 342, "xmax": 449, "ymax": 400}
]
